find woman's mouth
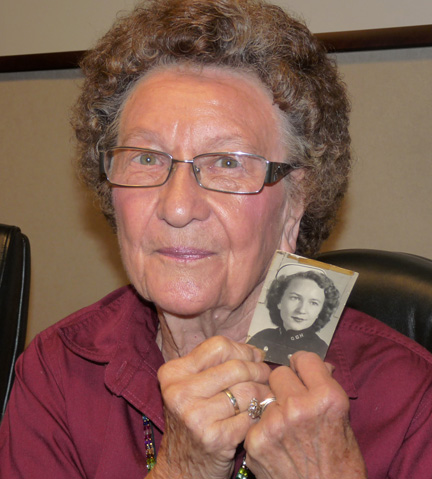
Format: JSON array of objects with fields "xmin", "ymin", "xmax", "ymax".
[
  {"xmin": 291, "ymin": 316, "xmax": 305, "ymax": 323},
  {"xmin": 157, "ymin": 247, "xmax": 215, "ymax": 261}
]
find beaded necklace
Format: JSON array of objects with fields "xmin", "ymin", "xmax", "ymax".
[
  {"xmin": 143, "ymin": 416, "xmax": 156, "ymax": 471},
  {"xmin": 142, "ymin": 415, "xmax": 254, "ymax": 478}
]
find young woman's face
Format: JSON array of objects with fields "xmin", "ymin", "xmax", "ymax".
[{"xmin": 278, "ymin": 278, "xmax": 325, "ymax": 331}]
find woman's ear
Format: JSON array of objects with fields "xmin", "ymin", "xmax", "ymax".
[{"xmin": 279, "ymin": 169, "xmax": 305, "ymax": 253}]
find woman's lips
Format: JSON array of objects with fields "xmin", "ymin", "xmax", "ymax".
[
  {"xmin": 157, "ymin": 247, "xmax": 215, "ymax": 260},
  {"xmin": 291, "ymin": 316, "xmax": 305, "ymax": 323}
]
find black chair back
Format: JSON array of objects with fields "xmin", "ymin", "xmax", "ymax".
[
  {"xmin": 0, "ymin": 224, "xmax": 30, "ymax": 419},
  {"xmin": 315, "ymin": 249, "xmax": 432, "ymax": 352}
]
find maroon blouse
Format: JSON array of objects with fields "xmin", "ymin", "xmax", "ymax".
[{"xmin": 1, "ymin": 285, "xmax": 432, "ymax": 478}]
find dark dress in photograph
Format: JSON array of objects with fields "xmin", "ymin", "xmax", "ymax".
[{"xmin": 249, "ymin": 325, "xmax": 328, "ymax": 364}]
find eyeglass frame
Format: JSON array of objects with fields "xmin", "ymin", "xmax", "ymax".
[{"xmin": 99, "ymin": 146, "xmax": 299, "ymax": 195}]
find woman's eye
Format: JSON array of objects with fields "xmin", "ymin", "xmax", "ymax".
[
  {"xmin": 135, "ymin": 153, "xmax": 159, "ymax": 165},
  {"xmin": 215, "ymin": 156, "xmax": 240, "ymax": 168}
]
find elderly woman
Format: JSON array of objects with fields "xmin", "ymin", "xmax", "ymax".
[
  {"xmin": 2, "ymin": 0, "xmax": 432, "ymax": 478},
  {"xmin": 249, "ymin": 271, "xmax": 340, "ymax": 363}
]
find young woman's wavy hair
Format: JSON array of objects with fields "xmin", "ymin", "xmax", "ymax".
[
  {"xmin": 266, "ymin": 271, "xmax": 340, "ymax": 331},
  {"xmin": 71, "ymin": 0, "xmax": 351, "ymax": 256}
]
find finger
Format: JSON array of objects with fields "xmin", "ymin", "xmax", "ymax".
[
  {"xmin": 289, "ymin": 351, "xmax": 335, "ymax": 389},
  {"xmin": 268, "ymin": 365, "xmax": 306, "ymax": 398},
  {"xmin": 325, "ymin": 361, "xmax": 335, "ymax": 375},
  {"xmin": 162, "ymin": 383, "xmax": 272, "ymax": 456},
  {"xmin": 212, "ymin": 388, "xmax": 278, "ymax": 449},
  {"xmin": 178, "ymin": 385, "xmax": 272, "ymax": 430},
  {"xmin": 160, "ymin": 358, "xmax": 271, "ymax": 403},
  {"xmin": 269, "ymin": 352, "xmax": 349, "ymax": 420},
  {"xmin": 269, "ymin": 353, "xmax": 335, "ymax": 399},
  {"xmin": 201, "ymin": 358, "xmax": 271, "ymax": 393},
  {"xmin": 158, "ymin": 336, "xmax": 266, "ymax": 384},
  {"xmin": 267, "ymin": 353, "xmax": 335, "ymax": 399},
  {"xmin": 220, "ymin": 383, "xmax": 272, "ymax": 417},
  {"xmin": 189, "ymin": 336, "xmax": 266, "ymax": 372},
  {"xmin": 187, "ymin": 409, "xmax": 254, "ymax": 455}
]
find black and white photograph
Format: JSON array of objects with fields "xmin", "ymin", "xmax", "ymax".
[{"xmin": 247, "ymin": 250, "xmax": 358, "ymax": 365}]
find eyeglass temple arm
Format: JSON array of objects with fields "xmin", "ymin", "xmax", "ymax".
[
  {"xmin": 264, "ymin": 162, "xmax": 297, "ymax": 185},
  {"xmin": 99, "ymin": 152, "xmax": 107, "ymax": 178}
]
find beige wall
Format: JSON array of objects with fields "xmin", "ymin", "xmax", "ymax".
[
  {"xmin": 1, "ymin": 47, "xmax": 431, "ymax": 344},
  {"xmin": 322, "ymin": 47, "xmax": 432, "ymax": 254},
  {"xmin": 0, "ymin": 69, "xmax": 129, "ymax": 342},
  {"xmin": 2, "ymin": 0, "xmax": 432, "ymax": 55}
]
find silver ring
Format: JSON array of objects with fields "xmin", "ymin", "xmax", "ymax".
[
  {"xmin": 223, "ymin": 388, "xmax": 240, "ymax": 416},
  {"xmin": 248, "ymin": 397, "xmax": 276, "ymax": 419}
]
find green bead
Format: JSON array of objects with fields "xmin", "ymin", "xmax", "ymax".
[
  {"xmin": 147, "ymin": 457, "xmax": 156, "ymax": 471},
  {"xmin": 236, "ymin": 465, "xmax": 253, "ymax": 479}
]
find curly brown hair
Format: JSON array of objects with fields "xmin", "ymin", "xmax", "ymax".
[{"xmin": 71, "ymin": 0, "xmax": 351, "ymax": 257}]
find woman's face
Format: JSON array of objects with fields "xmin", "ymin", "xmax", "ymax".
[
  {"xmin": 113, "ymin": 66, "xmax": 304, "ymax": 317},
  {"xmin": 278, "ymin": 278, "xmax": 325, "ymax": 331}
]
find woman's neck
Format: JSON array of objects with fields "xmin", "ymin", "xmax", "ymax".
[{"xmin": 156, "ymin": 288, "xmax": 260, "ymax": 361}]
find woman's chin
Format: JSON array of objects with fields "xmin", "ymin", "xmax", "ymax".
[
  {"xmin": 142, "ymin": 284, "xmax": 220, "ymax": 318},
  {"xmin": 155, "ymin": 298, "xmax": 216, "ymax": 319},
  {"xmin": 133, "ymin": 271, "xmax": 256, "ymax": 319}
]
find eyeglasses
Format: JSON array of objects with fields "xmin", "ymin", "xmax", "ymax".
[{"xmin": 100, "ymin": 147, "xmax": 298, "ymax": 194}]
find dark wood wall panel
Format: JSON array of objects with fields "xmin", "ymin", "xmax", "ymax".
[{"xmin": 1, "ymin": 25, "xmax": 431, "ymax": 73}]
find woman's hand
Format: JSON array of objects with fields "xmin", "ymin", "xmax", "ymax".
[
  {"xmin": 244, "ymin": 351, "xmax": 367, "ymax": 479},
  {"xmin": 153, "ymin": 336, "xmax": 271, "ymax": 479}
]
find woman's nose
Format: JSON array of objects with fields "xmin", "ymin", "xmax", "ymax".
[
  {"xmin": 295, "ymin": 300, "xmax": 306, "ymax": 314},
  {"xmin": 156, "ymin": 162, "xmax": 211, "ymax": 227}
]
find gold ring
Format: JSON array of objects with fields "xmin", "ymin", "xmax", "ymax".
[{"xmin": 223, "ymin": 388, "xmax": 240, "ymax": 416}]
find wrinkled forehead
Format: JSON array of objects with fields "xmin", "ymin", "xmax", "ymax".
[
  {"xmin": 118, "ymin": 62, "xmax": 291, "ymax": 152},
  {"xmin": 132, "ymin": 62, "xmax": 276, "ymax": 103}
]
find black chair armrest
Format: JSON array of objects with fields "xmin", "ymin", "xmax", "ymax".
[{"xmin": 0, "ymin": 224, "xmax": 31, "ymax": 419}]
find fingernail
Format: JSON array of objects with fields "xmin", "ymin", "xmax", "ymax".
[
  {"xmin": 326, "ymin": 362, "xmax": 336, "ymax": 374},
  {"xmin": 253, "ymin": 347, "xmax": 266, "ymax": 362}
]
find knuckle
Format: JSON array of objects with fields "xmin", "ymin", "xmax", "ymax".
[
  {"xmin": 200, "ymin": 426, "xmax": 220, "ymax": 450},
  {"xmin": 225, "ymin": 358, "xmax": 250, "ymax": 379},
  {"xmin": 162, "ymin": 381, "xmax": 194, "ymax": 413},
  {"xmin": 196, "ymin": 335, "xmax": 235, "ymax": 364},
  {"xmin": 202, "ymin": 335, "xmax": 254, "ymax": 362},
  {"xmin": 322, "ymin": 384, "xmax": 350, "ymax": 414},
  {"xmin": 280, "ymin": 387, "xmax": 349, "ymax": 425},
  {"xmin": 180, "ymin": 410, "xmax": 219, "ymax": 450},
  {"xmin": 161, "ymin": 382, "xmax": 181, "ymax": 408},
  {"xmin": 157, "ymin": 362, "xmax": 169, "ymax": 384},
  {"xmin": 281, "ymin": 397, "xmax": 308, "ymax": 423},
  {"xmin": 157, "ymin": 359, "xmax": 181, "ymax": 385},
  {"xmin": 157, "ymin": 357, "xmax": 188, "ymax": 387},
  {"xmin": 181, "ymin": 407, "xmax": 201, "ymax": 431},
  {"xmin": 206, "ymin": 335, "xmax": 232, "ymax": 352}
]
